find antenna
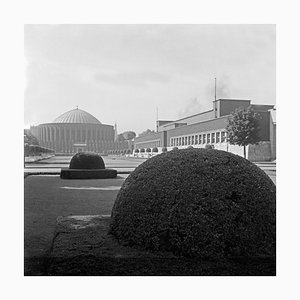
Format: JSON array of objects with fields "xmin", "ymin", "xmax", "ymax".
[
  {"xmin": 214, "ymin": 78, "xmax": 217, "ymax": 118},
  {"xmin": 214, "ymin": 77, "xmax": 217, "ymax": 101},
  {"xmin": 156, "ymin": 107, "xmax": 158, "ymax": 131}
]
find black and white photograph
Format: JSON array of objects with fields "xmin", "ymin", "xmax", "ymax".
[
  {"xmin": 2, "ymin": 0, "xmax": 300, "ymax": 298},
  {"xmin": 24, "ymin": 24, "xmax": 276, "ymax": 276}
]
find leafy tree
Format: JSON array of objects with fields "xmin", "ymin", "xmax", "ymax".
[
  {"xmin": 122, "ymin": 131, "xmax": 136, "ymax": 150},
  {"xmin": 226, "ymin": 106, "xmax": 261, "ymax": 158},
  {"xmin": 117, "ymin": 134, "xmax": 125, "ymax": 142},
  {"xmin": 138, "ymin": 129, "xmax": 155, "ymax": 137},
  {"xmin": 24, "ymin": 130, "xmax": 39, "ymax": 146},
  {"xmin": 122, "ymin": 131, "xmax": 136, "ymax": 141}
]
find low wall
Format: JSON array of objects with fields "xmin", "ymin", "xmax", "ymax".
[
  {"xmin": 133, "ymin": 142, "xmax": 272, "ymax": 162},
  {"xmin": 248, "ymin": 142, "xmax": 272, "ymax": 162},
  {"xmin": 24, "ymin": 154, "xmax": 55, "ymax": 163}
]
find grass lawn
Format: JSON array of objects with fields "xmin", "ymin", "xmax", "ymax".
[{"xmin": 24, "ymin": 174, "xmax": 127, "ymax": 275}]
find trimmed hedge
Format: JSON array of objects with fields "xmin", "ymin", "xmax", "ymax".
[
  {"xmin": 60, "ymin": 168, "xmax": 117, "ymax": 179},
  {"xmin": 69, "ymin": 152, "xmax": 105, "ymax": 169},
  {"xmin": 110, "ymin": 148, "xmax": 276, "ymax": 259},
  {"xmin": 152, "ymin": 147, "xmax": 158, "ymax": 153}
]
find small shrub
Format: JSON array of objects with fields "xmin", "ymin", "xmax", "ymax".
[
  {"xmin": 187, "ymin": 146, "xmax": 193, "ymax": 149},
  {"xmin": 69, "ymin": 152, "xmax": 105, "ymax": 169},
  {"xmin": 126, "ymin": 149, "xmax": 132, "ymax": 154},
  {"xmin": 173, "ymin": 147, "xmax": 179, "ymax": 151},
  {"xmin": 134, "ymin": 149, "xmax": 140, "ymax": 153},
  {"xmin": 140, "ymin": 148, "xmax": 145, "ymax": 153},
  {"xmin": 110, "ymin": 149, "xmax": 276, "ymax": 259},
  {"xmin": 162, "ymin": 147, "xmax": 168, "ymax": 153},
  {"xmin": 152, "ymin": 147, "xmax": 158, "ymax": 153},
  {"xmin": 205, "ymin": 144, "xmax": 214, "ymax": 149},
  {"xmin": 146, "ymin": 148, "xmax": 151, "ymax": 153}
]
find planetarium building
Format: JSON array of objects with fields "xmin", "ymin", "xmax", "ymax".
[{"xmin": 30, "ymin": 108, "xmax": 116, "ymax": 154}]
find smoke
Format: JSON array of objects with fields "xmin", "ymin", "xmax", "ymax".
[
  {"xmin": 177, "ymin": 97, "xmax": 203, "ymax": 118},
  {"xmin": 217, "ymin": 76, "xmax": 231, "ymax": 98}
]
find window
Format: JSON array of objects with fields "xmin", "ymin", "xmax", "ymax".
[
  {"xmin": 185, "ymin": 136, "xmax": 187, "ymax": 145},
  {"xmin": 212, "ymin": 132, "xmax": 215, "ymax": 143},
  {"xmin": 216, "ymin": 132, "xmax": 220, "ymax": 143},
  {"xmin": 188, "ymin": 136, "xmax": 191, "ymax": 145},
  {"xmin": 192, "ymin": 135, "xmax": 194, "ymax": 145},
  {"xmin": 221, "ymin": 131, "xmax": 226, "ymax": 143},
  {"xmin": 203, "ymin": 134, "xmax": 206, "ymax": 144},
  {"xmin": 207, "ymin": 133, "xmax": 211, "ymax": 144},
  {"xmin": 195, "ymin": 135, "xmax": 198, "ymax": 144},
  {"xmin": 176, "ymin": 138, "xmax": 179, "ymax": 146},
  {"xmin": 199, "ymin": 134, "xmax": 202, "ymax": 144},
  {"xmin": 171, "ymin": 139, "xmax": 173, "ymax": 146}
]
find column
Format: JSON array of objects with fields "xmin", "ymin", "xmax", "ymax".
[{"xmin": 64, "ymin": 126, "xmax": 67, "ymax": 153}]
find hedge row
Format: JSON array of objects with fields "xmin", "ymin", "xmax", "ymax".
[{"xmin": 24, "ymin": 144, "xmax": 54, "ymax": 156}]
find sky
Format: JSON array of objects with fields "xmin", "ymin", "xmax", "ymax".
[{"xmin": 24, "ymin": 24, "xmax": 275, "ymax": 134}]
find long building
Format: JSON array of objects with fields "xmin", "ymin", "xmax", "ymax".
[
  {"xmin": 134, "ymin": 99, "xmax": 276, "ymax": 161},
  {"xmin": 30, "ymin": 108, "xmax": 127, "ymax": 154}
]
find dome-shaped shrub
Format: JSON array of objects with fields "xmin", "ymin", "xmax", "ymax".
[
  {"xmin": 187, "ymin": 145, "xmax": 193, "ymax": 149},
  {"xmin": 152, "ymin": 147, "xmax": 158, "ymax": 153},
  {"xmin": 134, "ymin": 149, "xmax": 139, "ymax": 153},
  {"xmin": 140, "ymin": 148, "xmax": 145, "ymax": 153},
  {"xmin": 69, "ymin": 152, "xmax": 105, "ymax": 169},
  {"xmin": 126, "ymin": 149, "xmax": 132, "ymax": 154},
  {"xmin": 162, "ymin": 147, "xmax": 168, "ymax": 153},
  {"xmin": 205, "ymin": 144, "xmax": 214, "ymax": 149},
  {"xmin": 110, "ymin": 149, "xmax": 276, "ymax": 259},
  {"xmin": 173, "ymin": 146, "xmax": 179, "ymax": 150},
  {"xmin": 146, "ymin": 148, "xmax": 151, "ymax": 153}
]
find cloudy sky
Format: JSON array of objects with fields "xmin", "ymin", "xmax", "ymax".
[{"xmin": 24, "ymin": 24, "xmax": 275, "ymax": 134}]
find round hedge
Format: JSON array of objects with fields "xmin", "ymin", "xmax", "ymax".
[
  {"xmin": 69, "ymin": 152, "xmax": 105, "ymax": 169},
  {"xmin": 110, "ymin": 149, "xmax": 276, "ymax": 259}
]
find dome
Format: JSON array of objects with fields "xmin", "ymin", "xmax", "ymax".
[{"xmin": 53, "ymin": 108, "xmax": 101, "ymax": 124}]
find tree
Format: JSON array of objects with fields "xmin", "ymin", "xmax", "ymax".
[
  {"xmin": 122, "ymin": 131, "xmax": 136, "ymax": 150},
  {"xmin": 138, "ymin": 129, "xmax": 155, "ymax": 137},
  {"xmin": 24, "ymin": 130, "xmax": 39, "ymax": 146},
  {"xmin": 117, "ymin": 134, "xmax": 125, "ymax": 142},
  {"xmin": 226, "ymin": 106, "xmax": 261, "ymax": 158},
  {"xmin": 122, "ymin": 131, "xmax": 136, "ymax": 141}
]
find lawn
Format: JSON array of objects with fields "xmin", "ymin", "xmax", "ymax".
[{"xmin": 24, "ymin": 174, "xmax": 127, "ymax": 275}]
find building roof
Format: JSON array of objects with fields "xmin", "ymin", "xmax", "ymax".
[{"xmin": 52, "ymin": 108, "xmax": 101, "ymax": 124}]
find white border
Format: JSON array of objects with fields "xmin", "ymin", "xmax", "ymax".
[{"xmin": 1, "ymin": 0, "xmax": 300, "ymax": 299}]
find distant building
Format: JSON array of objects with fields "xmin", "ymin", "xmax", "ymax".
[
  {"xmin": 30, "ymin": 108, "xmax": 128, "ymax": 154},
  {"xmin": 134, "ymin": 99, "xmax": 276, "ymax": 161}
]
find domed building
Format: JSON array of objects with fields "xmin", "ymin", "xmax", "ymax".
[{"xmin": 30, "ymin": 108, "xmax": 117, "ymax": 154}]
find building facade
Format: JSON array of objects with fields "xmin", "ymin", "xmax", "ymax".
[
  {"xmin": 30, "ymin": 108, "xmax": 127, "ymax": 154},
  {"xmin": 134, "ymin": 99, "xmax": 276, "ymax": 161}
]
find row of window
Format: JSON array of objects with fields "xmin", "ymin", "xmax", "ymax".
[
  {"xmin": 136, "ymin": 140, "xmax": 161, "ymax": 148},
  {"xmin": 170, "ymin": 131, "xmax": 227, "ymax": 147},
  {"xmin": 40, "ymin": 128, "xmax": 113, "ymax": 142}
]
